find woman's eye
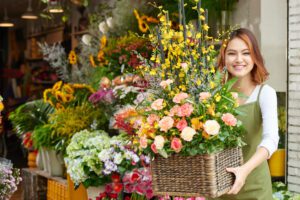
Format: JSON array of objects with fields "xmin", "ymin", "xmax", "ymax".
[
  {"xmin": 243, "ymin": 52, "xmax": 250, "ymax": 55},
  {"xmin": 227, "ymin": 52, "xmax": 235, "ymax": 55}
]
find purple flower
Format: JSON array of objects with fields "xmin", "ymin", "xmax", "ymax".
[{"xmin": 89, "ymin": 89, "xmax": 115, "ymax": 105}]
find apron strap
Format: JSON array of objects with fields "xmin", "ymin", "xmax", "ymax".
[{"xmin": 257, "ymin": 84, "xmax": 265, "ymax": 103}]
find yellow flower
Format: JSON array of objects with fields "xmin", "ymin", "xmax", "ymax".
[
  {"xmin": 55, "ymin": 91, "xmax": 66, "ymax": 102},
  {"xmin": 52, "ymin": 81, "xmax": 63, "ymax": 91},
  {"xmin": 68, "ymin": 50, "xmax": 77, "ymax": 65},
  {"xmin": 200, "ymin": 15, "xmax": 205, "ymax": 21},
  {"xmin": 133, "ymin": 9, "xmax": 140, "ymax": 20},
  {"xmin": 55, "ymin": 103, "xmax": 65, "ymax": 110},
  {"xmin": 214, "ymin": 94, "xmax": 221, "ymax": 102},
  {"xmin": 100, "ymin": 35, "xmax": 107, "ymax": 48},
  {"xmin": 97, "ymin": 50, "xmax": 105, "ymax": 62},
  {"xmin": 43, "ymin": 89, "xmax": 53, "ymax": 102},
  {"xmin": 210, "ymin": 81, "xmax": 216, "ymax": 89},
  {"xmin": 191, "ymin": 118, "xmax": 203, "ymax": 130},
  {"xmin": 47, "ymin": 100, "xmax": 55, "ymax": 108},
  {"xmin": 0, "ymin": 102, "xmax": 4, "ymax": 112},
  {"xmin": 63, "ymin": 84, "xmax": 74, "ymax": 94},
  {"xmin": 207, "ymin": 105, "xmax": 216, "ymax": 116},
  {"xmin": 138, "ymin": 19, "xmax": 149, "ymax": 33},
  {"xmin": 89, "ymin": 55, "xmax": 96, "ymax": 68},
  {"xmin": 202, "ymin": 24, "xmax": 209, "ymax": 31},
  {"xmin": 202, "ymin": 131, "xmax": 210, "ymax": 139},
  {"xmin": 64, "ymin": 94, "xmax": 74, "ymax": 102}
]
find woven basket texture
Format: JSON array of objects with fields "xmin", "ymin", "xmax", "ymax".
[{"xmin": 151, "ymin": 147, "xmax": 243, "ymax": 198}]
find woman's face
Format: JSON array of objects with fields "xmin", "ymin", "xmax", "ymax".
[{"xmin": 225, "ymin": 38, "xmax": 254, "ymax": 79}]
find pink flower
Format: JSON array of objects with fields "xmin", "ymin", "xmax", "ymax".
[
  {"xmin": 151, "ymin": 99, "xmax": 164, "ymax": 110},
  {"xmin": 154, "ymin": 135, "xmax": 165, "ymax": 150},
  {"xmin": 158, "ymin": 116, "xmax": 174, "ymax": 132},
  {"xmin": 139, "ymin": 136, "xmax": 148, "ymax": 148},
  {"xmin": 231, "ymin": 92, "xmax": 238, "ymax": 100},
  {"xmin": 151, "ymin": 143, "xmax": 158, "ymax": 154},
  {"xmin": 147, "ymin": 114, "xmax": 160, "ymax": 125},
  {"xmin": 169, "ymin": 105, "xmax": 181, "ymax": 117},
  {"xmin": 171, "ymin": 137, "xmax": 183, "ymax": 153},
  {"xmin": 221, "ymin": 113, "xmax": 237, "ymax": 126},
  {"xmin": 176, "ymin": 118, "xmax": 188, "ymax": 131},
  {"xmin": 173, "ymin": 92, "xmax": 189, "ymax": 103},
  {"xmin": 160, "ymin": 79, "xmax": 174, "ymax": 89},
  {"xmin": 199, "ymin": 92, "xmax": 211, "ymax": 101},
  {"xmin": 203, "ymin": 120, "xmax": 220, "ymax": 135},
  {"xmin": 180, "ymin": 127, "xmax": 196, "ymax": 141},
  {"xmin": 179, "ymin": 103, "xmax": 194, "ymax": 117},
  {"xmin": 174, "ymin": 198, "xmax": 185, "ymax": 200}
]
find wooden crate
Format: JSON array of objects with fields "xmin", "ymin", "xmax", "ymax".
[{"xmin": 22, "ymin": 168, "xmax": 47, "ymax": 200}]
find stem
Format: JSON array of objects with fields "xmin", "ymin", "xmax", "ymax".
[{"xmin": 181, "ymin": 0, "xmax": 187, "ymax": 42}]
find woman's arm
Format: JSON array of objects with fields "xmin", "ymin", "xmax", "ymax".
[{"xmin": 226, "ymin": 147, "xmax": 269, "ymax": 194}]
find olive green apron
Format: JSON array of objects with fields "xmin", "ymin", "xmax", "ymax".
[{"xmin": 209, "ymin": 85, "xmax": 273, "ymax": 200}]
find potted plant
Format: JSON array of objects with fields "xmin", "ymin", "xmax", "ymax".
[{"xmin": 268, "ymin": 106, "xmax": 286, "ymax": 177}]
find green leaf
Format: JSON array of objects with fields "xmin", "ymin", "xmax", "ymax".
[{"xmin": 158, "ymin": 149, "xmax": 168, "ymax": 158}]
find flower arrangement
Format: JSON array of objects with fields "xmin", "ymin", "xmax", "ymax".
[
  {"xmin": 65, "ymin": 130, "xmax": 148, "ymax": 189},
  {"xmin": 118, "ymin": 2, "xmax": 244, "ymax": 158},
  {"xmin": 272, "ymin": 182, "xmax": 300, "ymax": 200},
  {"xmin": 43, "ymin": 81, "xmax": 95, "ymax": 110},
  {"xmin": 0, "ymin": 159, "xmax": 22, "ymax": 199}
]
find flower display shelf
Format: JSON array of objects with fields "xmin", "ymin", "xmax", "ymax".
[{"xmin": 151, "ymin": 147, "xmax": 243, "ymax": 198}]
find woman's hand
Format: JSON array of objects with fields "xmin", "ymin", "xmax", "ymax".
[{"xmin": 226, "ymin": 166, "xmax": 249, "ymax": 195}]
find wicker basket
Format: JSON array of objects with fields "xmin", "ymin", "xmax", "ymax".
[{"xmin": 151, "ymin": 147, "xmax": 243, "ymax": 198}]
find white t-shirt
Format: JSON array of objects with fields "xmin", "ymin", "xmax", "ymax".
[{"xmin": 245, "ymin": 84, "xmax": 279, "ymax": 158}]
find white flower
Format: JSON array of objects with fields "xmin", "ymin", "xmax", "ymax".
[
  {"xmin": 154, "ymin": 135, "xmax": 165, "ymax": 150},
  {"xmin": 81, "ymin": 34, "xmax": 92, "ymax": 46},
  {"xmin": 98, "ymin": 149, "xmax": 111, "ymax": 162},
  {"xmin": 180, "ymin": 127, "xmax": 196, "ymax": 141},
  {"xmin": 203, "ymin": 120, "xmax": 220, "ymax": 135},
  {"xmin": 106, "ymin": 17, "xmax": 114, "ymax": 28},
  {"xmin": 113, "ymin": 152, "xmax": 123, "ymax": 164},
  {"xmin": 99, "ymin": 21, "xmax": 108, "ymax": 34}
]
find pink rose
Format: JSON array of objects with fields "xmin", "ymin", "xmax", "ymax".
[
  {"xmin": 171, "ymin": 137, "xmax": 183, "ymax": 153},
  {"xmin": 139, "ymin": 136, "xmax": 148, "ymax": 148},
  {"xmin": 169, "ymin": 105, "xmax": 181, "ymax": 117},
  {"xmin": 199, "ymin": 92, "xmax": 211, "ymax": 101},
  {"xmin": 176, "ymin": 118, "xmax": 188, "ymax": 131},
  {"xmin": 158, "ymin": 116, "xmax": 174, "ymax": 132},
  {"xmin": 151, "ymin": 99, "xmax": 164, "ymax": 110},
  {"xmin": 221, "ymin": 113, "xmax": 237, "ymax": 126},
  {"xmin": 179, "ymin": 103, "xmax": 194, "ymax": 117},
  {"xmin": 180, "ymin": 127, "xmax": 196, "ymax": 141},
  {"xmin": 151, "ymin": 143, "xmax": 158, "ymax": 154},
  {"xmin": 147, "ymin": 114, "xmax": 160, "ymax": 125},
  {"xmin": 160, "ymin": 79, "xmax": 174, "ymax": 89},
  {"xmin": 203, "ymin": 120, "xmax": 220, "ymax": 135},
  {"xmin": 173, "ymin": 92, "xmax": 189, "ymax": 103},
  {"xmin": 154, "ymin": 135, "xmax": 165, "ymax": 150}
]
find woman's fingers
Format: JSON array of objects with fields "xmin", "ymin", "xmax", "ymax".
[{"xmin": 226, "ymin": 167, "xmax": 245, "ymax": 195}]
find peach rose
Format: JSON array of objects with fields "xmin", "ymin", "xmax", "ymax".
[
  {"xmin": 151, "ymin": 99, "xmax": 164, "ymax": 110},
  {"xmin": 139, "ymin": 136, "xmax": 148, "ymax": 148},
  {"xmin": 160, "ymin": 79, "xmax": 174, "ymax": 89},
  {"xmin": 199, "ymin": 92, "xmax": 211, "ymax": 101},
  {"xmin": 221, "ymin": 113, "xmax": 237, "ymax": 126},
  {"xmin": 171, "ymin": 137, "xmax": 183, "ymax": 153},
  {"xmin": 203, "ymin": 120, "xmax": 220, "ymax": 135},
  {"xmin": 169, "ymin": 105, "xmax": 181, "ymax": 117},
  {"xmin": 180, "ymin": 127, "xmax": 196, "ymax": 142},
  {"xmin": 158, "ymin": 116, "xmax": 174, "ymax": 132},
  {"xmin": 154, "ymin": 135, "xmax": 165, "ymax": 150},
  {"xmin": 173, "ymin": 92, "xmax": 189, "ymax": 104},
  {"xmin": 179, "ymin": 103, "xmax": 194, "ymax": 117},
  {"xmin": 147, "ymin": 114, "xmax": 160, "ymax": 125},
  {"xmin": 176, "ymin": 118, "xmax": 188, "ymax": 131}
]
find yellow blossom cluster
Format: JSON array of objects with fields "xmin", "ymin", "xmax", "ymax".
[
  {"xmin": 43, "ymin": 81, "xmax": 95, "ymax": 110},
  {"xmin": 134, "ymin": 9, "xmax": 159, "ymax": 33}
]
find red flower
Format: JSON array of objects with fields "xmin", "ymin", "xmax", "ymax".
[
  {"xmin": 113, "ymin": 183, "xmax": 123, "ymax": 193},
  {"xmin": 151, "ymin": 143, "xmax": 158, "ymax": 154},
  {"xmin": 105, "ymin": 183, "xmax": 113, "ymax": 193},
  {"xmin": 111, "ymin": 173, "xmax": 121, "ymax": 183},
  {"xmin": 109, "ymin": 193, "xmax": 118, "ymax": 199},
  {"xmin": 130, "ymin": 171, "xmax": 141, "ymax": 183}
]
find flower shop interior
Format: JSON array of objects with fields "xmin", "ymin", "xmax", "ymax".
[{"xmin": 0, "ymin": 0, "xmax": 298, "ymax": 200}]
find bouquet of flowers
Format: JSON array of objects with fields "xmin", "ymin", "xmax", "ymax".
[
  {"xmin": 0, "ymin": 159, "xmax": 22, "ymax": 200},
  {"xmin": 65, "ymin": 130, "xmax": 148, "ymax": 189}
]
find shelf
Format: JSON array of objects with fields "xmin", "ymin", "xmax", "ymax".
[
  {"xmin": 72, "ymin": 30, "xmax": 89, "ymax": 36},
  {"xmin": 22, "ymin": 168, "xmax": 67, "ymax": 186},
  {"xmin": 27, "ymin": 26, "xmax": 65, "ymax": 38}
]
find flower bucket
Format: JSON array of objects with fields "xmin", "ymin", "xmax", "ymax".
[
  {"xmin": 36, "ymin": 150, "xmax": 44, "ymax": 170},
  {"xmin": 40, "ymin": 147, "xmax": 50, "ymax": 172},
  {"xmin": 67, "ymin": 174, "xmax": 88, "ymax": 200},
  {"xmin": 151, "ymin": 147, "xmax": 243, "ymax": 198},
  {"xmin": 27, "ymin": 151, "xmax": 37, "ymax": 168},
  {"xmin": 45, "ymin": 148, "xmax": 65, "ymax": 177},
  {"xmin": 86, "ymin": 186, "xmax": 105, "ymax": 200},
  {"xmin": 268, "ymin": 149, "xmax": 286, "ymax": 177}
]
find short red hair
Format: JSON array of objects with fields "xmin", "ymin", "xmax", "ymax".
[{"xmin": 218, "ymin": 28, "xmax": 269, "ymax": 84}]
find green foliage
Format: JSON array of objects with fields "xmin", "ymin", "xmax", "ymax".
[
  {"xmin": 9, "ymin": 100, "xmax": 54, "ymax": 136},
  {"xmin": 278, "ymin": 106, "xmax": 286, "ymax": 149},
  {"xmin": 273, "ymin": 182, "xmax": 300, "ymax": 200},
  {"xmin": 32, "ymin": 125, "xmax": 56, "ymax": 149}
]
